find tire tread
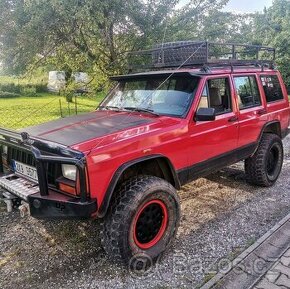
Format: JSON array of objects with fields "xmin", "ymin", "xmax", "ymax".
[
  {"xmin": 100, "ymin": 175, "xmax": 180, "ymax": 264},
  {"xmin": 245, "ymin": 133, "xmax": 283, "ymax": 187}
]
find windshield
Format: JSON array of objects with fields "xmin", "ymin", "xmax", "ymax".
[{"xmin": 100, "ymin": 75, "xmax": 200, "ymax": 117}]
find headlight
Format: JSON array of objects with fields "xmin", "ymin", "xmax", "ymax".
[{"xmin": 62, "ymin": 164, "xmax": 77, "ymax": 181}]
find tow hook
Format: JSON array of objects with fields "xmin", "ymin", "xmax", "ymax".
[{"xmin": 19, "ymin": 203, "xmax": 30, "ymax": 218}]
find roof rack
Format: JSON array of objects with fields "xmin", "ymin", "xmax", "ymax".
[{"xmin": 127, "ymin": 41, "xmax": 276, "ymax": 72}]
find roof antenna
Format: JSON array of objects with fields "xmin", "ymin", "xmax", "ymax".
[
  {"xmin": 158, "ymin": 20, "xmax": 168, "ymax": 65},
  {"xmin": 161, "ymin": 20, "xmax": 168, "ymax": 48}
]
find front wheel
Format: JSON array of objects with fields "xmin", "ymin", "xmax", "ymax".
[
  {"xmin": 101, "ymin": 176, "xmax": 180, "ymax": 267},
  {"xmin": 245, "ymin": 133, "xmax": 284, "ymax": 187}
]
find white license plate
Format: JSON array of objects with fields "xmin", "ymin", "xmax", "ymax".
[{"xmin": 12, "ymin": 160, "xmax": 38, "ymax": 182}]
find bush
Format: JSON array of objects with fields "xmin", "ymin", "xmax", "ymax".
[
  {"xmin": 0, "ymin": 91, "xmax": 21, "ymax": 98},
  {"xmin": 35, "ymin": 84, "xmax": 47, "ymax": 93},
  {"xmin": 21, "ymin": 86, "xmax": 37, "ymax": 96},
  {"xmin": 0, "ymin": 83, "xmax": 21, "ymax": 94},
  {"xmin": 0, "ymin": 82, "xmax": 47, "ymax": 95}
]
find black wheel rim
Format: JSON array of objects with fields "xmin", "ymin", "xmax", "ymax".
[
  {"xmin": 136, "ymin": 203, "xmax": 163, "ymax": 243},
  {"xmin": 133, "ymin": 200, "xmax": 168, "ymax": 249}
]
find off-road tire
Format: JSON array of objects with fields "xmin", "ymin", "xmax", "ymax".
[
  {"xmin": 100, "ymin": 175, "xmax": 180, "ymax": 267},
  {"xmin": 245, "ymin": 133, "xmax": 283, "ymax": 187}
]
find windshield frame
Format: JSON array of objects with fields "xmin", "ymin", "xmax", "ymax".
[{"xmin": 98, "ymin": 74, "xmax": 201, "ymax": 119}]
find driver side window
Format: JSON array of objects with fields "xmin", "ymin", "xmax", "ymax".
[{"xmin": 198, "ymin": 78, "xmax": 232, "ymax": 115}]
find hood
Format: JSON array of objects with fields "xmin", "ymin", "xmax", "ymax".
[{"xmin": 22, "ymin": 111, "xmax": 156, "ymax": 147}]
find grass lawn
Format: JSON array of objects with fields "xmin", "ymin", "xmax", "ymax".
[{"xmin": 0, "ymin": 92, "xmax": 105, "ymax": 130}]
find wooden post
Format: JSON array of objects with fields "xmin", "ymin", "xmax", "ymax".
[{"xmin": 59, "ymin": 99, "xmax": 63, "ymax": 118}]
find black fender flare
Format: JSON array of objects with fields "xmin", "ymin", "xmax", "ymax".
[
  {"xmin": 252, "ymin": 120, "xmax": 282, "ymax": 155},
  {"xmin": 97, "ymin": 154, "xmax": 180, "ymax": 218}
]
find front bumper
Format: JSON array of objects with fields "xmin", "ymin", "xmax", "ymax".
[
  {"xmin": 0, "ymin": 174, "xmax": 97, "ymax": 219},
  {"xmin": 29, "ymin": 191, "xmax": 97, "ymax": 219}
]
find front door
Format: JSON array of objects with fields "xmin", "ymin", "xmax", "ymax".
[{"xmin": 183, "ymin": 76, "xmax": 239, "ymax": 182}]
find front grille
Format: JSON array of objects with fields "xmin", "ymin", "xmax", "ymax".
[
  {"xmin": 7, "ymin": 146, "xmax": 35, "ymax": 167},
  {"xmin": 4, "ymin": 145, "xmax": 60, "ymax": 187}
]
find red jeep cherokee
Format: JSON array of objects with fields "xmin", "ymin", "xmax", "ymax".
[{"xmin": 0, "ymin": 42, "xmax": 289, "ymax": 266}]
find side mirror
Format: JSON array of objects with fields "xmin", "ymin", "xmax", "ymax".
[{"xmin": 195, "ymin": 107, "xmax": 216, "ymax": 121}]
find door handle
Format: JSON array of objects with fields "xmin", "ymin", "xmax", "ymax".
[
  {"xmin": 228, "ymin": 116, "xmax": 238, "ymax": 122},
  {"xmin": 256, "ymin": 109, "xmax": 267, "ymax": 115}
]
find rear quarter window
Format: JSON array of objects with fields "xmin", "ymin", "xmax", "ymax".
[{"xmin": 260, "ymin": 75, "xmax": 284, "ymax": 103}]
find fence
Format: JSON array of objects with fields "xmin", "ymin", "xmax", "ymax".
[{"xmin": 0, "ymin": 95, "xmax": 98, "ymax": 130}]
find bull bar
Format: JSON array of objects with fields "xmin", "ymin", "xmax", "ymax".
[{"xmin": 0, "ymin": 127, "xmax": 97, "ymax": 219}]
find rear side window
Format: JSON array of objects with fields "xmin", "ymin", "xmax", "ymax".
[
  {"xmin": 234, "ymin": 76, "xmax": 261, "ymax": 110},
  {"xmin": 260, "ymin": 75, "xmax": 284, "ymax": 103}
]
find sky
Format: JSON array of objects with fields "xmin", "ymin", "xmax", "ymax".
[
  {"xmin": 179, "ymin": 0, "xmax": 273, "ymax": 13},
  {"xmin": 223, "ymin": 0, "xmax": 273, "ymax": 13}
]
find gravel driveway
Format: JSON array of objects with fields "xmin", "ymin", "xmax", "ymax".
[{"xmin": 1, "ymin": 135, "xmax": 289, "ymax": 289}]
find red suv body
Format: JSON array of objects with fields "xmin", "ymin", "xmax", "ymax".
[
  {"xmin": 1, "ymin": 66, "xmax": 289, "ymax": 217},
  {"xmin": 1, "ymin": 42, "xmax": 289, "ymax": 265}
]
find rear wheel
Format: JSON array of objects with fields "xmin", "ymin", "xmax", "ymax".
[
  {"xmin": 245, "ymin": 133, "xmax": 284, "ymax": 187},
  {"xmin": 101, "ymin": 176, "xmax": 180, "ymax": 267}
]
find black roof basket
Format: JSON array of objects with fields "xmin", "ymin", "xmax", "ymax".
[{"xmin": 127, "ymin": 41, "xmax": 276, "ymax": 71}]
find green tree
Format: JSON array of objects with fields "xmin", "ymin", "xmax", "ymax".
[
  {"xmin": 0, "ymin": 0, "xmax": 228, "ymax": 79},
  {"xmin": 243, "ymin": 0, "xmax": 290, "ymax": 87}
]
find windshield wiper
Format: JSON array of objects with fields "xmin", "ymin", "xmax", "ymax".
[
  {"xmin": 123, "ymin": 107, "xmax": 159, "ymax": 116},
  {"xmin": 99, "ymin": 105, "xmax": 159, "ymax": 116},
  {"xmin": 98, "ymin": 105, "xmax": 121, "ymax": 111}
]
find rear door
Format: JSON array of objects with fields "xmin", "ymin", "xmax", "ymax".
[
  {"xmin": 259, "ymin": 73, "xmax": 290, "ymax": 134},
  {"xmin": 232, "ymin": 74, "xmax": 266, "ymax": 148}
]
